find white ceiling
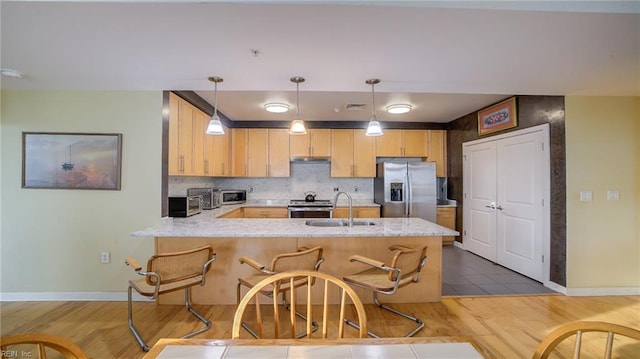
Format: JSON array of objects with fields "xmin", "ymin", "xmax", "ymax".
[{"xmin": 1, "ymin": 1, "xmax": 639, "ymax": 123}]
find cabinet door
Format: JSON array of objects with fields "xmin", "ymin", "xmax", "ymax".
[
  {"xmin": 247, "ymin": 129, "xmax": 269, "ymax": 177},
  {"xmin": 177, "ymin": 97, "xmax": 195, "ymax": 175},
  {"xmin": 375, "ymin": 129, "xmax": 402, "ymax": 156},
  {"xmin": 244, "ymin": 207, "xmax": 288, "ymax": 218},
  {"xmin": 309, "ymin": 129, "xmax": 331, "ymax": 157},
  {"xmin": 211, "ymin": 126, "xmax": 231, "ymax": 176},
  {"xmin": 353, "ymin": 129, "xmax": 376, "ymax": 177},
  {"xmin": 330, "ymin": 129, "xmax": 354, "ymax": 177},
  {"xmin": 168, "ymin": 93, "xmax": 181, "ymax": 175},
  {"xmin": 231, "ymin": 128, "xmax": 248, "ymax": 177},
  {"xmin": 289, "ymin": 132, "xmax": 310, "ymax": 158},
  {"xmin": 403, "ymin": 130, "xmax": 429, "ymax": 157},
  {"xmin": 428, "ymin": 130, "xmax": 446, "ymax": 177},
  {"xmin": 191, "ymin": 108, "xmax": 206, "ymax": 176},
  {"xmin": 436, "ymin": 207, "xmax": 456, "ymax": 245},
  {"xmin": 268, "ymin": 129, "xmax": 290, "ymax": 177}
]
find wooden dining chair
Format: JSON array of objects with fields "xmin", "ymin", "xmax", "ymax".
[
  {"xmin": 237, "ymin": 246, "xmax": 324, "ymax": 338},
  {"xmin": 125, "ymin": 245, "xmax": 216, "ymax": 351},
  {"xmin": 233, "ymin": 270, "xmax": 368, "ymax": 339},
  {"xmin": 0, "ymin": 333, "xmax": 88, "ymax": 359},
  {"xmin": 532, "ymin": 321, "xmax": 640, "ymax": 359},
  {"xmin": 343, "ymin": 244, "xmax": 428, "ymax": 338}
]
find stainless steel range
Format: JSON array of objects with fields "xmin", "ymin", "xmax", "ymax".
[{"xmin": 288, "ymin": 199, "xmax": 333, "ymax": 218}]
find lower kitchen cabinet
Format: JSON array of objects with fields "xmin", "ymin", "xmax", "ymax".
[
  {"xmin": 243, "ymin": 207, "xmax": 288, "ymax": 218},
  {"xmin": 333, "ymin": 206, "xmax": 380, "ymax": 218},
  {"xmin": 217, "ymin": 208, "xmax": 243, "ymax": 218},
  {"xmin": 436, "ymin": 207, "xmax": 456, "ymax": 245}
]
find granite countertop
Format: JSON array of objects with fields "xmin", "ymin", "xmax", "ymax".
[{"xmin": 132, "ymin": 215, "xmax": 459, "ymax": 238}]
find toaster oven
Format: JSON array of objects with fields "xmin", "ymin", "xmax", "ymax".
[
  {"xmin": 168, "ymin": 196, "xmax": 202, "ymax": 217},
  {"xmin": 220, "ymin": 189, "xmax": 247, "ymax": 205},
  {"xmin": 187, "ymin": 188, "xmax": 221, "ymax": 210}
]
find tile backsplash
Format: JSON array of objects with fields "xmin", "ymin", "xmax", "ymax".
[{"xmin": 169, "ymin": 162, "xmax": 373, "ymax": 201}]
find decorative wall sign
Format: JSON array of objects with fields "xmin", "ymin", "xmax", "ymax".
[
  {"xmin": 477, "ymin": 97, "xmax": 518, "ymax": 135},
  {"xmin": 22, "ymin": 132, "xmax": 122, "ymax": 190}
]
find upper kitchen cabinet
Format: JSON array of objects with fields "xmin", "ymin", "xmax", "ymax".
[
  {"xmin": 169, "ymin": 92, "xmax": 231, "ymax": 177},
  {"xmin": 205, "ymin": 123, "xmax": 231, "ymax": 176},
  {"xmin": 428, "ymin": 130, "xmax": 447, "ymax": 177},
  {"xmin": 331, "ymin": 129, "xmax": 375, "ymax": 177},
  {"xmin": 168, "ymin": 92, "xmax": 196, "ymax": 175},
  {"xmin": 231, "ymin": 128, "xmax": 248, "ymax": 177},
  {"xmin": 375, "ymin": 129, "xmax": 428, "ymax": 157},
  {"xmin": 246, "ymin": 128, "xmax": 290, "ymax": 177},
  {"xmin": 290, "ymin": 129, "xmax": 331, "ymax": 158}
]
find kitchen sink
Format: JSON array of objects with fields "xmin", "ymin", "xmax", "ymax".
[{"xmin": 305, "ymin": 219, "xmax": 375, "ymax": 227}]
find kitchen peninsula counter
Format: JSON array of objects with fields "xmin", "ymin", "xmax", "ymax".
[{"xmin": 132, "ymin": 213, "xmax": 457, "ymax": 305}]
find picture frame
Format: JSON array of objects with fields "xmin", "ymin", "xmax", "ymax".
[
  {"xmin": 477, "ymin": 97, "xmax": 518, "ymax": 135},
  {"xmin": 22, "ymin": 132, "xmax": 123, "ymax": 190}
]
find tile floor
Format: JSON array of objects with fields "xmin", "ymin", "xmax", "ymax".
[{"xmin": 442, "ymin": 245, "xmax": 558, "ymax": 296}]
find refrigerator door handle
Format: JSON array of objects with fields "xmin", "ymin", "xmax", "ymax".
[{"xmin": 407, "ymin": 173, "xmax": 412, "ymax": 217}]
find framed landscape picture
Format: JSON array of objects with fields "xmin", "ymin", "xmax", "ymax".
[
  {"xmin": 477, "ymin": 97, "xmax": 518, "ymax": 136},
  {"xmin": 22, "ymin": 132, "xmax": 123, "ymax": 190}
]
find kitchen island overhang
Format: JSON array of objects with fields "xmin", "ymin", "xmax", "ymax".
[{"xmin": 132, "ymin": 216, "xmax": 459, "ymax": 305}]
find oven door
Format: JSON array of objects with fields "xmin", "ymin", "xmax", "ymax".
[{"xmin": 288, "ymin": 207, "xmax": 333, "ymax": 218}]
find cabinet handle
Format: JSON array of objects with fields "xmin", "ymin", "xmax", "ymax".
[
  {"xmin": 221, "ymin": 163, "xmax": 225, "ymax": 174},
  {"xmin": 204, "ymin": 160, "xmax": 209, "ymax": 174},
  {"xmin": 179, "ymin": 155, "xmax": 184, "ymax": 172}
]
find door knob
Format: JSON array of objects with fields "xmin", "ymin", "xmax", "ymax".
[
  {"xmin": 485, "ymin": 202, "xmax": 496, "ymax": 210},
  {"xmin": 496, "ymin": 205, "xmax": 504, "ymax": 211}
]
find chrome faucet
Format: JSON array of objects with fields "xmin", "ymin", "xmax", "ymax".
[{"xmin": 333, "ymin": 191, "xmax": 353, "ymax": 227}]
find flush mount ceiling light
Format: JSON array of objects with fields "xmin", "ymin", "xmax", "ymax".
[
  {"xmin": 0, "ymin": 68, "xmax": 23, "ymax": 78},
  {"xmin": 289, "ymin": 76, "xmax": 308, "ymax": 135},
  {"xmin": 386, "ymin": 104, "xmax": 412, "ymax": 114},
  {"xmin": 264, "ymin": 103, "xmax": 290, "ymax": 113},
  {"xmin": 206, "ymin": 76, "xmax": 225, "ymax": 135},
  {"xmin": 365, "ymin": 78, "xmax": 383, "ymax": 137}
]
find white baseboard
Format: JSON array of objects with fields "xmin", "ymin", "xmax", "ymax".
[
  {"xmin": 566, "ymin": 287, "xmax": 640, "ymax": 296},
  {"xmin": 453, "ymin": 241, "xmax": 464, "ymax": 249},
  {"xmin": 544, "ymin": 281, "xmax": 567, "ymax": 294},
  {"xmin": 0, "ymin": 292, "xmax": 152, "ymax": 302}
]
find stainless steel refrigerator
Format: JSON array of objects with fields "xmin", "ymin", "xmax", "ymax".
[{"xmin": 374, "ymin": 162, "xmax": 437, "ymax": 222}]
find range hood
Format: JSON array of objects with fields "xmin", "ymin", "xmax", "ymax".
[{"xmin": 290, "ymin": 156, "xmax": 331, "ymax": 163}]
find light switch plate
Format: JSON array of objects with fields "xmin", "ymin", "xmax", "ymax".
[
  {"xmin": 607, "ymin": 190, "xmax": 620, "ymax": 201},
  {"xmin": 580, "ymin": 191, "xmax": 592, "ymax": 202}
]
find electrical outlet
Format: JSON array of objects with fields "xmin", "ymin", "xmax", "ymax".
[
  {"xmin": 100, "ymin": 252, "xmax": 110, "ymax": 264},
  {"xmin": 607, "ymin": 190, "xmax": 620, "ymax": 201},
  {"xmin": 333, "ymin": 187, "xmax": 339, "ymax": 192}
]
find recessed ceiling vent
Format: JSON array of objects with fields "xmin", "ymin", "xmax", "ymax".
[{"xmin": 345, "ymin": 103, "xmax": 367, "ymax": 111}]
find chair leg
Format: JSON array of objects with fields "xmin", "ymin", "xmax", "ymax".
[
  {"xmin": 182, "ymin": 288, "xmax": 212, "ymax": 339},
  {"xmin": 344, "ymin": 292, "xmax": 425, "ymax": 338},
  {"xmin": 127, "ymin": 286, "xmax": 151, "ymax": 352}
]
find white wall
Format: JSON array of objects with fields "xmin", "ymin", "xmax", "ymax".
[
  {"xmin": 0, "ymin": 91, "xmax": 162, "ymax": 298},
  {"xmin": 565, "ymin": 96, "xmax": 639, "ymax": 294}
]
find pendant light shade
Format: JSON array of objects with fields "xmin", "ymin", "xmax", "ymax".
[
  {"xmin": 289, "ymin": 76, "xmax": 307, "ymax": 135},
  {"xmin": 365, "ymin": 78, "xmax": 383, "ymax": 136},
  {"xmin": 206, "ymin": 76, "xmax": 225, "ymax": 135}
]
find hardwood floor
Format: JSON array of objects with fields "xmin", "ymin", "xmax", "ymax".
[{"xmin": 1, "ymin": 295, "xmax": 638, "ymax": 358}]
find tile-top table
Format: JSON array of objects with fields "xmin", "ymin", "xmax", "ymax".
[{"xmin": 144, "ymin": 337, "xmax": 488, "ymax": 359}]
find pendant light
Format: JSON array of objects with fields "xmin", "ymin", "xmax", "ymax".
[
  {"xmin": 365, "ymin": 78, "xmax": 383, "ymax": 136},
  {"xmin": 289, "ymin": 76, "xmax": 308, "ymax": 135},
  {"xmin": 206, "ymin": 76, "xmax": 225, "ymax": 135}
]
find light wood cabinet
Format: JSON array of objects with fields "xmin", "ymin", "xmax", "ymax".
[
  {"xmin": 290, "ymin": 129, "xmax": 331, "ymax": 158},
  {"xmin": 330, "ymin": 129, "xmax": 375, "ymax": 177},
  {"xmin": 169, "ymin": 92, "xmax": 197, "ymax": 175},
  {"xmin": 333, "ymin": 207, "xmax": 380, "ymax": 219},
  {"xmin": 428, "ymin": 130, "xmax": 447, "ymax": 177},
  {"xmin": 436, "ymin": 207, "xmax": 456, "ymax": 245},
  {"xmin": 246, "ymin": 128, "xmax": 290, "ymax": 177},
  {"xmin": 231, "ymin": 128, "xmax": 248, "ymax": 177},
  {"xmin": 243, "ymin": 207, "xmax": 288, "ymax": 218},
  {"xmin": 375, "ymin": 129, "xmax": 428, "ymax": 157},
  {"xmin": 217, "ymin": 208, "xmax": 243, "ymax": 218},
  {"xmin": 207, "ymin": 125, "xmax": 231, "ymax": 176}
]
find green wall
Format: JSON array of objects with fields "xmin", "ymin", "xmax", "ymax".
[{"xmin": 1, "ymin": 91, "xmax": 161, "ymax": 297}]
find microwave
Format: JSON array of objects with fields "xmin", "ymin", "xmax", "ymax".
[
  {"xmin": 187, "ymin": 188, "xmax": 220, "ymax": 210},
  {"xmin": 220, "ymin": 189, "xmax": 247, "ymax": 205},
  {"xmin": 168, "ymin": 196, "xmax": 202, "ymax": 217}
]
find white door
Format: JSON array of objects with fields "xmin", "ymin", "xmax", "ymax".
[
  {"xmin": 463, "ymin": 142, "xmax": 497, "ymax": 261},
  {"xmin": 496, "ymin": 131, "xmax": 545, "ymax": 281},
  {"xmin": 463, "ymin": 126, "xmax": 548, "ymax": 282}
]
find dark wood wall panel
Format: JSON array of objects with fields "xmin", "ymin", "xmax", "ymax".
[{"xmin": 447, "ymin": 96, "xmax": 566, "ymax": 286}]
